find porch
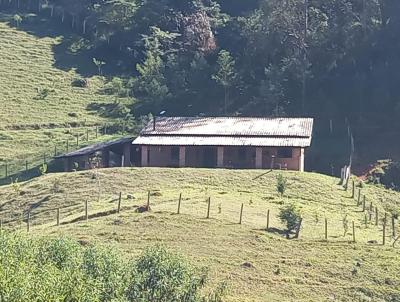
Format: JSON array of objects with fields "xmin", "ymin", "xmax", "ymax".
[{"xmin": 140, "ymin": 145, "xmax": 304, "ymax": 171}]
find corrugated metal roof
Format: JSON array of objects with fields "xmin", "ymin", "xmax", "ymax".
[
  {"xmin": 56, "ymin": 137, "xmax": 134, "ymax": 159},
  {"xmin": 142, "ymin": 117, "xmax": 313, "ymax": 137},
  {"xmin": 133, "ymin": 135, "xmax": 312, "ymax": 147}
]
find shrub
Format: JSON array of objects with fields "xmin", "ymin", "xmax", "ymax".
[
  {"xmin": 279, "ymin": 203, "xmax": 301, "ymax": 238},
  {"xmin": 366, "ymin": 160, "xmax": 400, "ymax": 190},
  {"xmin": 126, "ymin": 245, "xmax": 207, "ymax": 301},
  {"xmin": 276, "ymin": 174, "xmax": 287, "ymax": 196},
  {"xmin": 102, "ymin": 77, "xmax": 128, "ymax": 96},
  {"xmin": 39, "ymin": 163, "xmax": 47, "ymax": 175},
  {"xmin": 71, "ymin": 77, "xmax": 88, "ymax": 88},
  {"xmin": 0, "ymin": 233, "xmax": 227, "ymax": 302},
  {"xmin": 34, "ymin": 87, "xmax": 50, "ymax": 100}
]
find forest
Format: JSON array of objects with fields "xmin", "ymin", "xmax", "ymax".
[{"xmin": 1, "ymin": 0, "xmax": 400, "ymax": 125}]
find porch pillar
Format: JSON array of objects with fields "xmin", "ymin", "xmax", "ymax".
[
  {"xmin": 102, "ymin": 149, "xmax": 110, "ymax": 168},
  {"xmin": 141, "ymin": 146, "xmax": 149, "ymax": 167},
  {"xmin": 299, "ymin": 148, "xmax": 305, "ymax": 172},
  {"xmin": 123, "ymin": 143, "xmax": 131, "ymax": 167},
  {"xmin": 217, "ymin": 147, "xmax": 224, "ymax": 168},
  {"xmin": 84, "ymin": 155, "xmax": 90, "ymax": 169},
  {"xmin": 255, "ymin": 147, "xmax": 263, "ymax": 169},
  {"xmin": 179, "ymin": 146, "xmax": 186, "ymax": 167},
  {"xmin": 63, "ymin": 158, "xmax": 70, "ymax": 172}
]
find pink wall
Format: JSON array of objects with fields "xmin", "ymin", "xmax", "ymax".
[{"xmin": 141, "ymin": 145, "xmax": 305, "ymax": 171}]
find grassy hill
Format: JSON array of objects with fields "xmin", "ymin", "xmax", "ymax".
[
  {"xmin": 0, "ymin": 13, "xmax": 119, "ymax": 177},
  {"xmin": 0, "ymin": 168, "xmax": 399, "ymax": 301}
]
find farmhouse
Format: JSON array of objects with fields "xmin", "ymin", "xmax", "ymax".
[{"xmin": 133, "ymin": 117, "xmax": 314, "ymax": 171}]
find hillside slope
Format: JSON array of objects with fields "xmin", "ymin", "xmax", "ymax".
[
  {"xmin": 0, "ymin": 168, "xmax": 399, "ymax": 301},
  {"xmin": 0, "ymin": 13, "xmax": 118, "ymax": 175}
]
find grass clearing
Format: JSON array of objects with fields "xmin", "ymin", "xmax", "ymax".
[
  {"xmin": 0, "ymin": 13, "xmax": 119, "ymax": 167},
  {"xmin": 0, "ymin": 168, "xmax": 399, "ymax": 301}
]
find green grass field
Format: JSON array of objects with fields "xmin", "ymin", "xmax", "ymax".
[
  {"xmin": 0, "ymin": 13, "xmax": 118, "ymax": 173},
  {"xmin": 0, "ymin": 168, "xmax": 399, "ymax": 301}
]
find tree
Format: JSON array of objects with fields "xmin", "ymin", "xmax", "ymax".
[
  {"xmin": 13, "ymin": 14, "xmax": 22, "ymax": 27},
  {"xmin": 276, "ymin": 173, "xmax": 287, "ymax": 197},
  {"xmin": 132, "ymin": 50, "xmax": 169, "ymax": 112},
  {"xmin": 279, "ymin": 203, "xmax": 302, "ymax": 239},
  {"xmin": 92, "ymin": 58, "xmax": 106, "ymax": 75},
  {"xmin": 212, "ymin": 50, "xmax": 237, "ymax": 114}
]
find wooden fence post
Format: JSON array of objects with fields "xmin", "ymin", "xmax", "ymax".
[
  {"xmin": 85, "ymin": 200, "xmax": 88, "ymax": 222},
  {"xmin": 54, "ymin": 145, "xmax": 57, "ymax": 156},
  {"xmin": 95, "ymin": 126, "xmax": 98, "ymax": 138},
  {"xmin": 27, "ymin": 211, "xmax": 30, "ymax": 232},
  {"xmin": 86, "ymin": 129, "xmax": 89, "ymax": 141},
  {"xmin": 351, "ymin": 180, "xmax": 355, "ymax": 198},
  {"xmin": 239, "ymin": 203, "xmax": 244, "ymax": 224},
  {"xmin": 357, "ymin": 188, "xmax": 362, "ymax": 206},
  {"xmin": 206, "ymin": 197, "xmax": 211, "ymax": 219},
  {"xmin": 362, "ymin": 195, "xmax": 366, "ymax": 212},
  {"xmin": 57, "ymin": 208, "xmax": 60, "ymax": 226},
  {"xmin": 177, "ymin": 193, "xmax": 182, "ymax": 214},
  {"xmin": 352, "ymin": 221, "xmax": 356, "ymax": 243},
  {"xmin": 383, "ymin": 213, "xmax": 387, "ymax": 245},
  {"xmin": 25, "ymin": 160, "xmax": 28, "ymax": 172},
  {"xmin": 392, "ymin": 215, "xmax": 396, "ymax": 238},
  {"xmin": 266, "ymin": 209, "xmax": 270, "ymax": 230},
  {"xmin": 5, "ymin": 162, "xmax": 8, "ymax": 178},
  {"xmin": 375, "ymin": 207, "xmax": 378, "ymax": 226},
  {"xmin": 117, "ymin": 192, "xmax": 122, "ymax": 213},
  {"xmin": 147, "ymin": 191, "xmax": 150, "ymax": 210},
  {"xmin": 294, "ymin": 218, "xmax": 302, "ymax": 239},
  {"xmin": 369, "ymin": 202, "xmax": 373, "ymax": 221},
  {"xmin": 325, "ymin": 218, "xmax": 328, "ymax": 241}
]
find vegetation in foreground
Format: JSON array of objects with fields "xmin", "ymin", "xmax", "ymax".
[
  {"xmin": 0, "ymin": 232, "xmax": 226, "ymax": 302},
  {"xmin": 0, "ymin": 168, "xmax": 399, "ymax": 301}
]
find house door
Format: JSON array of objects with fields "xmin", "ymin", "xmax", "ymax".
[
  {"xmin": 203, "ymin": 147, "xmax": 217, "ymax": 168},
  {"xmin": 131, "ymin": 146, "xmax": 142, "ymax": 167}
]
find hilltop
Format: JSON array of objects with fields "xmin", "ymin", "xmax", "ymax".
[{"xmin": 0, "ymin": 168, "xmax": 399, "ymax": 301}]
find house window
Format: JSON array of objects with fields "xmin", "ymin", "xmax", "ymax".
[
  {"xmin": 277, "ymin": 148, "xmax": 293, "ymax": 158},
  {"xmin": 238, "ymin": 148, "xmax": 247, "ymax": 160},
  {"xmin": 171, "ymin": 147, "xmax": 179, "ymax": 161}
]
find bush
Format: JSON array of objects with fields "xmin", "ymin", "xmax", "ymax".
[
  {"xmin": 71, "ymin": 77, "xmax": 88, "ymax": 88},
  {"xmin": 0, "ymin": 233, "xmax": 226, "ymax": 302},
  {"xmin": 366, "ymin": 160, "xmax": 400, "ymax": 190},
  {"xmin": 127, "ymin": 245, "xmax": 208, "ymax": 301},
  {"xmin": 102, "ymin": 77, "xmax": 128, "ymax": 97},
  {"xmin": 279, "ymin": 203, "xmax": 301, "ymax": 238},
  {"xmin": 276, "ymin": 174, "xmax": 287, "ymax": 196},
  {"xmin": 34, "ymin": 87, "xmax": 50, "ymax": 100}
]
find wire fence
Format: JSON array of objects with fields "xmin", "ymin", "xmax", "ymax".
[
  {"xmin": 0, "ymin": 124, "xmax": 119, "ymax": 184},
  {"xmin": 1, "ymin": 185, "xmax": 399, "ymax": 248}
]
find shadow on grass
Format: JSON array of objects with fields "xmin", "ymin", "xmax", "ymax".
[
  {"xmin": 0, "ymin": 10, "xmax": 122, "ymax": 77},
  {"xmin": 60, "ymin": 205, "xmax": 139, "ymax": 225},
  {"xmin": 0, "ymin": 159, "xmax": 63, "ymax": 186}
]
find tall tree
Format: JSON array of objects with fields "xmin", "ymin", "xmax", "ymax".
[{"xmin": 212, "ymin": 50, "xmax": 237, "ymax": 114}]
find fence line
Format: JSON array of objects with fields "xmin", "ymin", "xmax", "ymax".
[
  {"xmin": 0, "ymin": 188, "xmax": 398, "ymax": 248},
  {"xmin": 0, "ymin": 124, "xmax": 120, "ymax": 183}
]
